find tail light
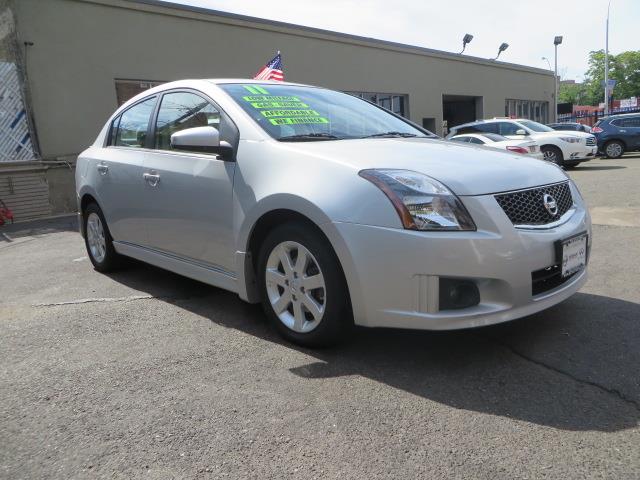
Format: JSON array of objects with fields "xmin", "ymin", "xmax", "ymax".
[
  {"xmin": 591, "ymin": 126, "xmax": 603, "ymax": 133},
  {"xmin": 506, "ymin": 146, "xmax": 529, "ymax": 154}
]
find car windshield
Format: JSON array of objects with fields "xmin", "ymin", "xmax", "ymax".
[
  {"xmin": 518, "ymin": 120, "xmax": 554, "ymax": 132},
  {"xmin": 219, "ymin": 83, "xmax": 432, "ymax": 141}
]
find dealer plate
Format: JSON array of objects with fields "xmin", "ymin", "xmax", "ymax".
[{"xmin": 560, "ymin": 233, "xmax": 587, "ymax": 278}]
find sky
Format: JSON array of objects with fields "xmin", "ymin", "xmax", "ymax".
[{"xmin": 167, "ymin": 0, "xmax": 638, "ymax": 81}]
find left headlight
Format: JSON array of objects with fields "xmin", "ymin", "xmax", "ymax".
[
  {"xmin": 359, "ymin": 169, "xmax": 476, "ymax": 231},
  {"xmin": 560, "ymin": 136, "xmax": 581, "ymax": 144}
]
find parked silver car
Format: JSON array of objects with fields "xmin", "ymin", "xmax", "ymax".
[{"xmin": 76, "ymin": 79, "xmax": 591, "ymax": 346}]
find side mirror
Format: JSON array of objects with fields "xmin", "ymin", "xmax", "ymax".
[
  {"xmin": 515, "ymin": 129, "xmax": 527, "ymax": 136},
  {"xmin": 170, "ymin": 126, "xmax": 234, "ymax": 160}
]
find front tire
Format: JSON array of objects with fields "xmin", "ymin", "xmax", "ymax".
[
  {"xmin": 542, "ymin": 145, "xmax": 564, "ymax": 166},
  {"xmin": 604, "ymin": 140, "xmax": 624, "ymax": 159},
  {"xmin": 257, "ymin": 222, "xmax": 353, "ymax": 347},
  {"xmin": 83, "ymin": 203, "xmax": 122, "ymax": 272}
]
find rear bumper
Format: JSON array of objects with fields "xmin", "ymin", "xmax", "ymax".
[{"xmin": 335, "ymin": 192, "xmax": 591, "ymax": 330}]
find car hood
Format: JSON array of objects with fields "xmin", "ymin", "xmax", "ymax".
[{"xmin": 277, "ymin": 137, "xmax": 567, "ymax": 196}]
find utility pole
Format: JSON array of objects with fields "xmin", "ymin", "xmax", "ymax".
[
  {"xmin": 554, "ymin": 36, "xmax": 563, "ymax": 122},
  {"xmin": 604, "ymin": 0, "xmax": 611, "ymax": 116}
]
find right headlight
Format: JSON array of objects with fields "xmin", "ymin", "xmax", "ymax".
[{"xmin": 359, "ymin": 169, "xmax": 476, "ymax": 231}]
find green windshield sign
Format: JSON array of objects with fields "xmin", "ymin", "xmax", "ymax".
[{"xmin": 241, "ymin": 85, "xmax": 330, "ymax": 126}]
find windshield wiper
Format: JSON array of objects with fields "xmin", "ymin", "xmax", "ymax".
[
  {"xmin": 361, "ymin": 131, "xmax": 418, "ymax": 138},
  {"xmin": 278, "ymin": 133, "xmax": 340, "ymax": 142}
]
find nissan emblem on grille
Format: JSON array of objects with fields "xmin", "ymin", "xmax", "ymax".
[
  {"xmin": 494, "ymin": 181, "xmax": 574, "ymax": 226},
  {"xmin": 543, "ymin": 193, "xmax": 558, "ymax": 216}
]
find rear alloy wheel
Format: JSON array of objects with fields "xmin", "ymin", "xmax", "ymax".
[
  {"xmin": 604, "ymin": 140, "xmax": 624, "ymax": 159},
  {"xmin": 83, "ymin": 203, "xmax": 122, "ymax": 272},
  {"xmin": 257, "ymin": 223, "xmax": 352, "ymax": 347},
  {"xmin": 542, "ymin": 145, "xmax": 564, "ymax": 166}
]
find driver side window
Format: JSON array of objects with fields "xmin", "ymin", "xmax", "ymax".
[{"xmin": 154, "ymin": 92, "xmax": 221, "ymax": 151}]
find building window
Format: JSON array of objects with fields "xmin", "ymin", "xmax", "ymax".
[
  {"xmin": 505, "ymin": 99, "xmax": 549, "ymax": 124},
  {"xmin": 115, "ymin": 79, "xmax": 166, "ymax": 106},
  {"xmin": 347, "ymin": 92, "xmax": 409, "ymax": 117}
]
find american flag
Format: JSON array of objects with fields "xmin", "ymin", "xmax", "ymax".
[{"xmin": 253, "ymin": 52, "xmax": 284, "ymax": 81}]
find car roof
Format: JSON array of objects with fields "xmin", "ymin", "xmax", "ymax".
[{"xmin": 605, "ymin": 112, "xmax": 640, "ymax": 120}]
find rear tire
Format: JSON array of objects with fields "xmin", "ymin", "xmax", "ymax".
[
  {"xmin": 257, "ymin": 222, "xmax": 353, "ymax": 347},
  {"xmin": 541, "ymin": 145, "xmax": 564, "ymax": 166},
  {"xmin": 604, "ymin": 140, "xmax": 624, "ymax": 159},
  {"xmin": 83, "ymin": 203, "xmax": 122, "ymax": 272}
]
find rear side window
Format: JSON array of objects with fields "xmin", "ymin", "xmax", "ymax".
[
  {"xmin": 612, "ymin": 117, "xmax": 640, "ymax": 128},
  {"xmin": 450, "ymin": 137, "xmax": 470, "ymax": 143},
  {"xmin": 154, "ymin": 91, "xmax": 222, "ymax": 151},
  {"xmin": 497, "ymin": 122, "xmax": 522, "ymax": 135},
  {"xmin": 468, "ymin": 137, "xmax": 485, "ymax": 144},
  {"xmin": 112, "ymin": 96, "xmax": 157, "ymax": 148}
]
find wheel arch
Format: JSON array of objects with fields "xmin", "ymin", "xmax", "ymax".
[
  {"xmin": 236, "ymin": 204, "xmax": 363, "ymax": 324},
  {"xmin": 604, "ymin": 137, "xmax": 627, "ymax": 149}
]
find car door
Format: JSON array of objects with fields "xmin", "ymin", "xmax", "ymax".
[
  {"xmin": 93, "ymin": 96, "xmax": 157, "ymax": 246},
  {"xmin": 616, "ymin": 117, "xmax": 640, "ymax": 149},
  {"xmin": 140, "ymin": 90, "xmax": 237, "ymax": 272}
]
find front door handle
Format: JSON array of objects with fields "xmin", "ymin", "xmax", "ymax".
[
  {"xmin": 97, "ymin": 163, "xmax": 108, "ymax": 175},
  {"xmin": 143, "ymin": 172, "xmax": 160, "ymax": 187}
]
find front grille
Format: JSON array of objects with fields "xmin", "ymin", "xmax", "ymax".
[
  {"xmin": 586, "ymin": 137, "xmax": 596, "ymax": 146},
  {"xmin": 532, "ymin": 264, "xmax": 577, "ymax": 296},
  {"xmin": 495, "ymin": 182, "xmax": 573, "ymax": 226}
]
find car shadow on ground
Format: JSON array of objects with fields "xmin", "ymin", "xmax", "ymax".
[
  {"xmin": 576, "ymin": 165, "xmax": 627, "ymax": 171},
  {"xmin": 107, "ymin": 261, "xmax": 640, "ymax": 433}
]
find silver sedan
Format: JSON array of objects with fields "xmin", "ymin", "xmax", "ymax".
[{"xmin": 76, "ymin": 79, "xmax": 591, "ymax": 346}]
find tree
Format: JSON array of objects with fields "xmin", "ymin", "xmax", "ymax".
[
  {"xmin": 581, "ymin": 49, "xmax": 640, "ymax": 106},
  {"xmin": 559, "ymin": 82, "xmax": 587, "ymax": 104}
]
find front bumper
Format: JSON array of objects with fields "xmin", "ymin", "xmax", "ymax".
[
  {"xmin": 562, "ymin": 142, "xmax": 597, "ymax": 161},
  {"xmin": 335, "ymin": 193, "xmax": 591, "ymax": 330}
]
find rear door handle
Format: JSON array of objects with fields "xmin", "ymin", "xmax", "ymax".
[
  {"xmin": 143, "ymin": 172, "xmax": 160, "ymax": 187},
  {"xmin": 97, "ymin": 163, "xmax": 108, "ymax": 175}
]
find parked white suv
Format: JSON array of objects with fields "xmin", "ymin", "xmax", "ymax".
[{"xmin": 446, "ymin": 118, "xmax": 597, "ymax": 167}]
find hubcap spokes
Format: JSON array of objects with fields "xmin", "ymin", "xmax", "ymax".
[
  {"xmin": 87, "ymin": 213, "xmax": 106, "ymax": 263},
  {"xmin": 265, "ymin": 241, "xmax": 326, "ymax": 333},
  {"xmin": 607, "ymin": 144, "xmax": 622, "ymax": 157}
]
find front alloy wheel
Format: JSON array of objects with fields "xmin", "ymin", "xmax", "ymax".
[
  {"xmin": 265, "ymin": 241, "xmax": 326, "ymax": 333},
  {"xmin": 542, "ymin": 146, "xmax": 563, "ymax": 166},
  {"xmin": 257, "ymin": 222, "xmax": 352, "ymax": 347}
]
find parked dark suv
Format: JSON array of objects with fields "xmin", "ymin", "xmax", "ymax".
[
  {"xmin": 547, "ymin": 122, "xmax": 592, "ymax": 133},
  {"xmin": 592, "ymin": 113, "xmax": 640, "ymax": 158}
]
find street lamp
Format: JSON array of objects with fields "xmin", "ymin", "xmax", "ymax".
[
  {"xmin": 541, "ymin": 57, "xmax": 551, "ymax": 70},
  {"xmin": 459, "ymin": 34, "xmax": 474, "ymax": 54},
  {"xmin": 554, "ymin": 36, "xmax": 563, "ymax": 122},
  {"xmin": 604, "ymin": 0, "xmax": 611, "ymax": 115},
  {"xmin": 492, "ymin": 43, "xmax": 509, "ymax": 60}
]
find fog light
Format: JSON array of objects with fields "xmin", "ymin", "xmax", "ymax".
[{"xmin": 439, "ymin": 278, "xmax": 480, "ymax": 310}]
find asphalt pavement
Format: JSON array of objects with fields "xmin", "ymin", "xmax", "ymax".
[{"xmin": 1, "ymin": 154, "xmax": 639, "ymax": 479}]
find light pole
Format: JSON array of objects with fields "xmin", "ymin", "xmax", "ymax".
[
  {"xmin": 542, "ymin": 57, "xmax": 551, "ymax": 70},
  {"xmin": 554, "ymin": 36, "xmax": 563, "ymax": 122},
  {"xmin": 604, "ymin": 0, "xmax": 611, "ymax": 115}
]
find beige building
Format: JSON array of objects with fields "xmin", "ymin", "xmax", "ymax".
[
  {"xmin": 1, "ymin": 0, "xmax": 555, "ymax": 219},
  {"xmin": 10, "ymin": 0, "xmax": 556, "ymax": 157}
]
